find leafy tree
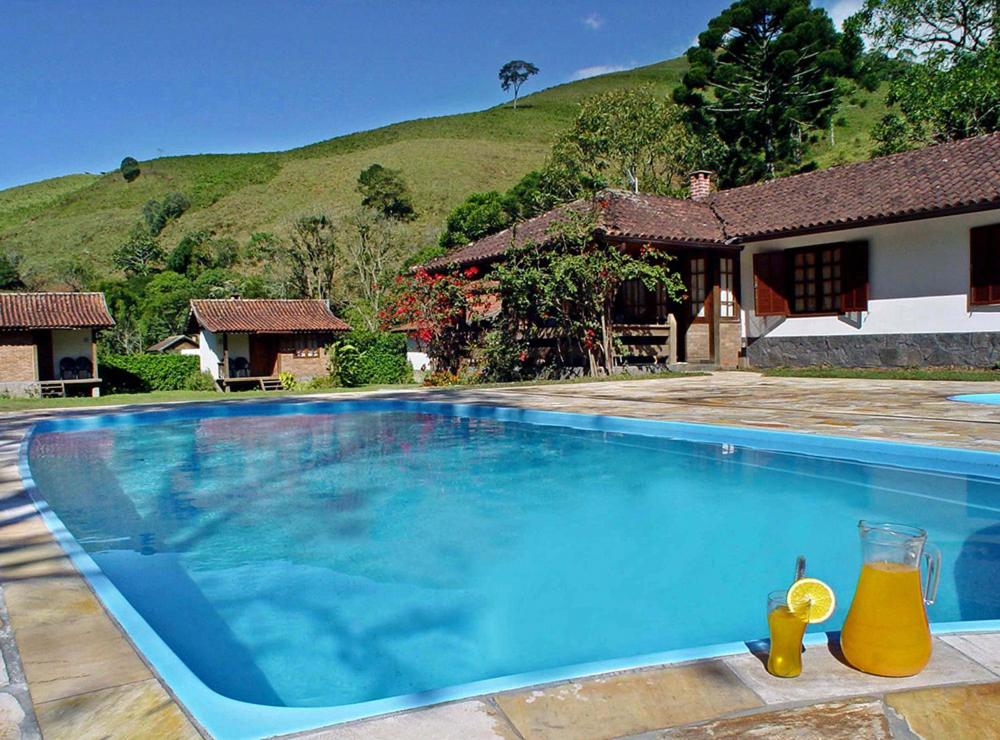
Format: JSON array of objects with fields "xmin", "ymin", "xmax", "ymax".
[
  {"xmin": 140, "ymin": 271, "xmax": 195, "ymax": 341},
  {"xmin": 342, "ymin": 207, "xmax": 407, "ymax": 330},
  {"xmin": 54, "ymin": 252, "xmax": 98, "ymax": 291},
  {"xmin": 357, "ymin": 164, "xmax": 415, "ymax": 221},
  {"xmin": 554, "ymin": 87, "xmax": 714, "ymax": 194},
  {"xmin": 438, "ymin": 192, "xmax": 513, "ymax": 249},
  {"xmin": 499, "ymin": 60, "xmax": 539, "ymax": 109},
  {"xmin": 112, "ymin": 224, "xmax": 164, "ymax": 277},
  {"xmin": 849, "ymin": 0, "xmax": 996, "ymax": 56},
  {"xmin": 193, "ymin": 267, "xmax": 241, "ymax": 298},
  {"xmin": 246, "ymin": 217, "xmax": 337, "ymax": 298},
  {"xmin": 120, "ymin": 156, "xmax": 140, "ymax": 183},
  {"xmin": 488, "ymin": 209, "xmax": 685, "ymax": 377},
  {"xmin": 675, "ymin": 0, "xmax": 859, "ymax": 184},
  {"xmin": 849, "ymin": 0, "xmax": 1000, "ymax": 153},
  {"xmin": 0, "ymin": 251, "xmax": 26, "ymax": 290},
  {"xmin": 142, "ymin": 192, "xmax": 191, "ymax": 235}
]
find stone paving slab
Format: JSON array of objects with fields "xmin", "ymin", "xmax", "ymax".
[
  {"xmin": 292, "ymin": 700, "xmax": 519, "ymax": 739},
  {"xmin": 885, "ymin": 682, "xmax": 1000, "ymax": 739},
  {"xmin": 492, "ymin": 662, "xmax": 762, "ymax": 740},
  {"xmin": 33, "ymin": 677, "xmax": 200, "ymax": 740},
  {"xmin": 637, "ymin": 697, "xmax": 893, "ymax": 739},
  {"xmin": 940, "ymin": 632, "xmax": 1000, "ymax": 676},
  {"xmin": 723, "ymin": 638, "xmax": 996, "ymax": 705}
]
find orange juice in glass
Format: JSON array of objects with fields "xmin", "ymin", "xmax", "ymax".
[
  {"xmin": 841, "ymin": 522, "xmax": 941, "ymax": 677},
  {"xmin": 767, "ymin": 590, "xmax": 807, "ymax": 678}
]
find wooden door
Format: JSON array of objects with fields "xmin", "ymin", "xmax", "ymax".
[{"xmin": 249, "ymin": 335, "xmax": 277, "ymax": 377}]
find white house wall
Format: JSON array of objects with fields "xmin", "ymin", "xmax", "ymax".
[
  {"xmin": 740, "ymin": 210, "xmax": 1000, "ymax": 366},
  {"xmin": 198, "ymin": 329, "xmax": 222, "ymax": 379}
]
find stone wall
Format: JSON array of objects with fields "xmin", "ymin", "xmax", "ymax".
[
  {"xmin": 747, "ymin": 332, "xmax": 1000, "ymax": 368},
  {"xmin": 0, "ymin": 333, "xmax": 37, "ymax": 383}
]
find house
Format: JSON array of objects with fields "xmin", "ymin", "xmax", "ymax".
[
  {"xmin": 425, "ymin": 133, "xmax": 1000, "ymax": 369},
  {"xmin": 187, "ymin": 299, "xmax": 351, "ymax": 390},
  {"xmin": 147, "ymin": 334, "xmax": 199, "ymax": 355},
  {"xmin": 0, "ymin": 292, "xmax": 114, "ymax": 396}
]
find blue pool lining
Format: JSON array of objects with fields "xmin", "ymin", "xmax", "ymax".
[
  {"xmin": 18, "ymin": 399, "xmax": 1000, "ymax": 740},
  {"xmin": 951, "ymin": 393, "xmax": 1000, "ymax": 405}
]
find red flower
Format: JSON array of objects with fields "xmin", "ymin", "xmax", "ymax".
[{"xmin": 463, "ymin": 266, "xmax": 480, "ymax": 279}]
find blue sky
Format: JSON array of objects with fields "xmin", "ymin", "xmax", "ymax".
[{"xmin": 1, "ymin": 0, "xmax": 860, "ymax": 191}]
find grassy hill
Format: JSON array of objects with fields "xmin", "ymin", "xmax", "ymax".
[{"xmin": 0, "ymin": 56, "xmax": 885, "ymax": 285}]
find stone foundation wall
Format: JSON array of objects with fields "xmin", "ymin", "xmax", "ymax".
[{"xmin": 747, "ymin": 332, "xmax": 1000, "ymax": 368}]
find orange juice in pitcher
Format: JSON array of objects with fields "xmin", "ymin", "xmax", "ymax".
[{"xmin": 841, "ymin": 522, "xmax": 941, "ymax": 677}]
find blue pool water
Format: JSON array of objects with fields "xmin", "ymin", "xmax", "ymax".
[
  {"xmin": 23, "ymin": 401, "xmax": 1000, "ymax": 734},
  {"xmin": 952, "ymin": 393, "xmax": 1000, "ymax": 405}
]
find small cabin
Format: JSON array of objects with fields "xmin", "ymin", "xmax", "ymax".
[
  {"xmin": 147, "ymin": 334, "xmax": 200, "ymax": 355},
  {"xmin": 187, "ymin": 299, "xmax": 351, "ymax": 391},
  {"xmin": 0, "ymin": 292, "xmax": 115, "ymax": 397}
]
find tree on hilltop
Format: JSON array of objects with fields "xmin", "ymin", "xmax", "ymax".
[{"xmin": 499, "ymin": 60, "xmax": 539, "ymax": 109}]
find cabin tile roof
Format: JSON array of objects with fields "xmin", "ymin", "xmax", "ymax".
[
  {"xmin": 188, "ymin": 299, "xmax": 351, "ymax": 334},
  {"xmin": 709, "ymin": 131, "xmax": 1000, "ymax": 239},
  {"xmin": 424, "ymin": 133, "xmax": 1000, "ymax": 269},
  {"xmin": 0, "ymin": 292, "xmax": 114, "ymax": 330}
]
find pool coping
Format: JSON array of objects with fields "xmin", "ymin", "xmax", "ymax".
[{"xmin": 15, "ymin": 397, "xmax": 1000, "ymax": 738}]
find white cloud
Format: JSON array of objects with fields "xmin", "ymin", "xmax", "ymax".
[
  {"xmin": 826, "ymin": 0, "xmax": 863, "ymax": 29},
  {"xmin": 582, "ymin": 12, "xmax": 604, "ymax": 31},
  {"xmin": 571, "ymin": 64, "xmax": 630, "ymax": 80}
]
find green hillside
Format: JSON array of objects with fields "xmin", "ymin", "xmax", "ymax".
[{"xmin": 0, "ymin": 56, "xmax": 885, "ymax": 285}]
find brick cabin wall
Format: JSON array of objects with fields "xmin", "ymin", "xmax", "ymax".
[
  {"xmin": 277, "ymin": 345, "xmax": 328, "ymax": 379},
  {"xmin": 682, "ymin": 324, "xmax": 740, "ymax": 367},
  {"xmin": 0, "ymin": 332, "xmax": 38, "ymax": 382}
]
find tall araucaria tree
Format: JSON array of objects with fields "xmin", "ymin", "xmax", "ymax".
[
  {"xmin": 675, "ymin": 0, "xmax": 860, "ymax": 184},
  {"xmin": 499, "ymin": 60, "xmax": 539, "ymax": 109}
]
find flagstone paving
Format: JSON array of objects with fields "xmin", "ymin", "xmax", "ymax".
[{"xmin": 1, "ymin": 371, "xmax": 999, "ymax": 739}]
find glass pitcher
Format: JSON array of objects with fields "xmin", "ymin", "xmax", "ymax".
[{"xmin": 841, "ymin": 521, "xmax": 941, "ymax": 677}]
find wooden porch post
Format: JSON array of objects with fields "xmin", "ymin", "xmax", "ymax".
[
  {"xmin": 709, "ymin": 261, "xmax": 721, "ymax": 365},
  {"xmin": 221, "ymin": 333, "xmax": 229, "ymax": 391}
]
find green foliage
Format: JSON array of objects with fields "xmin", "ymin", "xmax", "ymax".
[
  {"xmin": 139, "ymin": 271, "xmax": 195, "ymax": 342},
  {"xmin": 183, "ymin": 370, "xmax": 217, "ymax": 391},
  {"xmin": 487, "ymin": 208, "xmax": 685, "ymax": 378},
  {"xmin": 100, "ymin": 354, "xmax": 199, "ymax": 393},
  {"xmin": 167, "ymin": 231, "xmax": 238, "ymax": 276},
  {"xmin": 676, "ymin": 0, "xmax": 859, "ymax": 184},
  {"xmin": 329, "ymin": 330, "xmax": 409, "ymax": 386},
  {"xmin": 278, "ymin": 371, "xmax": 298, "ymax": 390},
  {"xmin": 120, "ymin": 157, "xmax": 140, "ymax": 183},
  {"xmin": 357, "ymin": 164, "xmax": 415, "ymax": 220},
  {"xmin": 0, "ymin": 250, "xmax": 26, "ymax": 289},
  {"xmin": 142, "ymin": 192, "xmax": 190, "ymax": 235},
  {"xmin": 499, "ymin": 60, "xmax": 540, "ymax": 109},
  {"xmin": 871, "ymin": 47, "xmax": 1000, "ymax": 154},
  {"xmin": 848, "ymin": 0, "xmax": 995, "ymax": 57},
  {"xmin": 112, "ymin": 224, "xmax": 164, "ymax": 276},
  {"xmin": 554, "ymin": 86, "xmax": 713, "ymax": 194},
  {"xmin": 438, "ymin": 191, "xmax": 513, "ymax": 249},
  {"xmin": 268, "ymin": 215, "xmax": 337, "ymax": 298},
  {"xmin": 54, "ymin": 252, "xmax": 98, "ymax": 291}
]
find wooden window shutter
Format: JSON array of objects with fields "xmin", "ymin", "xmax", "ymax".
[
  {"xmin": 971, "ymin": 224, "xmax": 1000, "ymax": 306},
  {"xmin": 840, "ymin": 241, "xmax": 869, "ymax": 312},
  {"xmin": 753, "ymin": 251, "xmax": 788, "ymax": 316}
]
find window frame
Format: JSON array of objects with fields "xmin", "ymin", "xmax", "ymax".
[
  {"xmin": 786, "ymin": 243, "xmax": 844, "ymax": 316},
  {"xmin": 970, "ymin": 224, "xmax": 1000, "ymax": 307}
]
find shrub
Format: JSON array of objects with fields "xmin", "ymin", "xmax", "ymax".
[
  {"xmin": 100, "ymin": 354, "xmax": 200, "ymax": 393},
  {"xmin": 423, "ymin": 369, "xmax": 463, "ymax": 386},
  {"xmin": 329, "ymin": 330, "xmax": 409, "ymax": 387},
  {"xmin": 278, "ymin": 371, "xmax": 298, "ymax": 390},
  {"xmin": 183, "ymin": 370, "xmax": 217, "ymax": 391},
  {"xmin": 120, "ymin": 156, "xmax": 140, "ymax": 182}
]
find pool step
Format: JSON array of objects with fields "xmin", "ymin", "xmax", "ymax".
[{"xmin": 259, "ymin": 378, "xmax": 284, "ymax": 391}]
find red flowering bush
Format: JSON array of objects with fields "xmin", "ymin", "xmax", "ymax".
[{"xmin": 382, "ymin": 268, "xmax": 474, "ymax": 372}]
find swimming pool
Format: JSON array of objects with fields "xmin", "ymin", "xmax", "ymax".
[
  {"xmin": 21, "ymin": 400, "xmax": 1000, "ymax": 738},
  {"xmin": 952, "ymin": 393, "xmax": 1000, "ymax": 405}
]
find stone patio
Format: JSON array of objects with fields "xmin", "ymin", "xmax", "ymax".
[{"xmin": 1, "ymin": 371, "xmax": 999, "ymax": 739}]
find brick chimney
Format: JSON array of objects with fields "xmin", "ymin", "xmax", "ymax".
[{"xmin": 689, "ymin": 170, "xmax": 714, "ymax": 201}]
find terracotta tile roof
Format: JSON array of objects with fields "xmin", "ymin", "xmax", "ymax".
[
  {"xmin": 147, "ymin": 334, "xmax": 198, "ymax": 352},
  {"xmin": 188, "ymin": 299, "xmax": 351, "ymax": 334},
  {"xmin": 424, "ymin": 133, "xmax": 1000, "ymax": 269},
  {"xmin": 710, "ymin": 132, "xmax": 1000, "ymax": 240},
  {"xmin": 424, "ymin": 191, "xmax": 725, "ymax": 270},
  {"xmin": 0, "ymin": 292, "xmax": 114, "ymax": 329}
]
